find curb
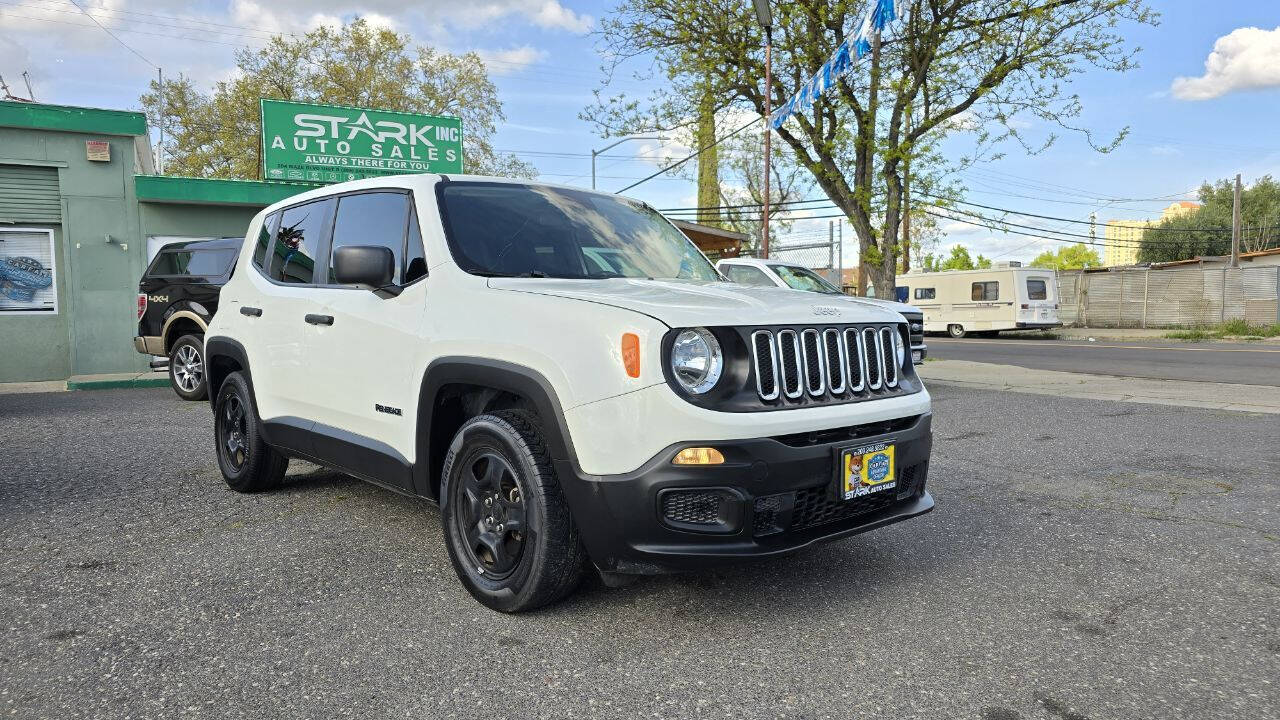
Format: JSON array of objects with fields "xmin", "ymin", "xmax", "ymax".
[{"xmin": 66, "ymin": 375, "xmax": 171, "ymax": 391}]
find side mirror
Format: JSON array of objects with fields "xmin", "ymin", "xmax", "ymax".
[{"xmin": 333, "ymin": 245, "xmax": 394, "ymax": 288}]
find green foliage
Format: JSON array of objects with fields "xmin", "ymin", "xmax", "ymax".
[
  {"xmin": 923, "ymin": 244, "xmax": 991, "ymax": 271},
  {"xmin": 585, "ymin": 0, "xmax": 1154, "ymax": 295},
  {"xmin": 140, "ymin": 19, "xmax": 533, "ymax": 179},
  {"xmin": 1164, "ymin": 321, "xmax": 1280, "ymax": 341},
  {"xmin": 1029, "ymin": 243, "xmax": 1102, "ymax": 270},
  {"xmin": 1139, "ymin": 176, "xmax": 1280, "ymax": 263}
]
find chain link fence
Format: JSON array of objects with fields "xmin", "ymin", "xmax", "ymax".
[
  {"xmin": 1058, "ymin": 265, "xmax": 1280, "ymax": 328},
  {"xmin": 762, "ymin": 225, "xmax": 844, "ymax": 288}
]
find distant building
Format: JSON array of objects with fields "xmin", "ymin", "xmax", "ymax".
[{"xmin": 1103, "ymin": 201, "xmax": 1202, "ymax": 266}]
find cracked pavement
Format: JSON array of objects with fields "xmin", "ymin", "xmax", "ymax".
[{"xmin": 1, "ymin": 386, "xmax": 1277, "ymax": 719}]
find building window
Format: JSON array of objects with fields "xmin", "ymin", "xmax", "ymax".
[
  {"xmin": 971, "ymin": 281, "xmax": 999, "ymax": 301},
  {"xmin": 914, "ymin": 287, "xmax": 936, "ymax": 300}
]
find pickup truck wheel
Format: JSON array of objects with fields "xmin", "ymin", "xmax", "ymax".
[
  {"xmin": 214, "ymin": 372, "xmax": 288, "ymax": 493},
  {"xmin": 440, "ymin": 410, "xmax": 587, "ymax": 612},
  {"xmin": 947, "ymin": 324, "xmax": 966, "ymax": 339},
  {"xmin": 169, "ymin": 334, "xmax": 208, "ymax": 401}
]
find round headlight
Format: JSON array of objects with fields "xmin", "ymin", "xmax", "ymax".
[
  {"xmin": 895, "ymin": 331, "xmax": 906, "ymax": 368},
  {"xmin": 670, "ymin": 328, "xmax": 723, "ymax": 394}
]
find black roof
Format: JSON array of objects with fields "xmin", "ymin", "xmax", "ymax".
[{"xmin": 155, "ymin": 237, "xmax": 243, "ymax": 252}]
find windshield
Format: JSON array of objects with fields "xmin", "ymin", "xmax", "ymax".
[
  {"xmin": 438, "ymin": 182, "xmax": 719, "ymax": 281},
  {"xmin": 774, "ymin": 265, "xmax": 840, "ymax": 294}
]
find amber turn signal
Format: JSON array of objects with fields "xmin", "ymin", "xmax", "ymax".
[
  {"xmin": 672, "ymin": 447, "xmax": 725, "ymax": 465},
  {"xmin": 621, "ymin": 333, "xmax": 641, "ymax": 378}
]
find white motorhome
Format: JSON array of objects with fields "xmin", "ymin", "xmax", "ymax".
[{"xmin": 897, "ymin": 265, "xmax": 1061, "ymax": 338}]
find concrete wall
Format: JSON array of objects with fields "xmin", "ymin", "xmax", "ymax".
[
  {"xmin": 1, "ymin": 126, "xmax": 145, "ymax": 381},
  {"xmin": 1, "ymin": 123, "xmax": 263, "ymax": 383}
]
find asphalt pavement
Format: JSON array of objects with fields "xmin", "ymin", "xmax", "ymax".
[
  {"xmin": 928, "ymin": 336, "xmax": 1280, "ymax": 385},
  {"xmin": 1, "ymin": 387, "xmax": 1277, "ymax": 719}
]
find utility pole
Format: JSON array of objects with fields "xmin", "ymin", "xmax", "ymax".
[
  {"xmin": 752, "ymin": 0, "xmax": 773, "ymax": 259},
  {"xmin": 1230, "ymin": 173, "xmax": 1242, "ymax": 268}
]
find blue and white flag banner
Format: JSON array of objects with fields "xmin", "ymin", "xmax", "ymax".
[{"xmin": 769, "ymin": 0, "xmax": 896, "ymax": 130}]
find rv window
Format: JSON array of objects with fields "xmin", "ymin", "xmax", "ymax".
[
  {"xmin": 914, "ymin": 287, "xmax": 936, "ymax": 300},
  {"xmin": 1027, "ymin": 279, "xmax": 1048, "ymax": 300},
  {"xmin": 971, "ymin": 281, "xmax": 999, "ymax": 301}
]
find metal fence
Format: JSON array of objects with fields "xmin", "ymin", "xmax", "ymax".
[
  {"xmin": 763, "ymin": 223, "xmax": 844, "ymax": 288},
  {"xmin": 1058, "ymin": 266, "xmax": 1280, "ymax": 328}
]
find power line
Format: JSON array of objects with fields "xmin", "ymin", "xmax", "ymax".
[
  {"xmin": 614, "ymin": 117, "xmax": 761, "ymax": 193},
  {"xmin": 65, "ymin": 0, "xmax": 156, "ymax": 68}
]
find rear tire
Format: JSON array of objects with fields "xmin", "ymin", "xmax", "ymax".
[
  {"xmin": 169, "ymin": 334, "xmax": 208, "ymax": 401},
  {"xmin": 948, "ymin": 324, "xmax": 966, "ymax": 338},
  {"xmin": 214, "ymin": 372, "xmax": 287, "ymax": 493},
  {"xmin": 440, "ymin": 410, "xmax": 588, "ymax": 612}
]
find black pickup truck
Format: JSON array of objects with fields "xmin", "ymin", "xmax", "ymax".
[{"xmin": 133, "ymin": 237, "xmax": 239, "ymax": 400}]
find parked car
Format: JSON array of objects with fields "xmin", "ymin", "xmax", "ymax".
[
  {"xmin": 898, "ymin": 265, "xmax": 1061, "ymax": 337},
  {"xmin": 204, "ymin": 176, "xmax": 935, "ymax": 612},
  {"xmin": 133, "ymin": 237, "xmax": 240, "ymax": 400},
  {"xmin": 716, "ymin": 257, "xmax": 927, "ymax": 363}
]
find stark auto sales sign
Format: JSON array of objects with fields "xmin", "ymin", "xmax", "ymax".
[{"xmin": 260, "ymin": 99, "xmax": 463, "ymax": 183}]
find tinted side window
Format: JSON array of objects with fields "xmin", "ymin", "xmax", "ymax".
[
  {"xmin": 1027, "ymin": 279, "xmax": 1048, "ymax": 300},
  {"xmin": 971, "ymin": 281, "xmax": 999, "ymax": 301},
  {"xmin": 150, "ymin": 249, "xmax": 237, "ymax": 277},
  {"xmin": 328, "ymin": 192, "xmax": 409, "ymax": 285},
  {"xmin": 914, "ymin": 287, "xmax": 936, "ymax": 300},
  {"xmin": 273, "ymin": 200, "xmax": 333, "ymax": 284},
  {"xmin": 253, "ymin": 212, "xmax": 279, "ymax": 272},
  {"xmin": 723, "ymin": 264, "xmax": 776, "ymax": 287},
  {"xmin": 404, "ymin": 207, "xmax": 427, "ymax": 284}
]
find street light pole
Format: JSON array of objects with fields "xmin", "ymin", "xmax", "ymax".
[
  {"xmin": 752, "ymin": 0, "xmax": 773, "ymax": 259},
  {"xmin": 592, "ymin": 136, "xmax": 663, "ymax": 190}
]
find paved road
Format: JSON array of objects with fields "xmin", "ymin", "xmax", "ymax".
[
  {"xmin": 928, "ymin": 336, "xmax": 1280, "ymax": 385},
  {"xmin": 2, "ymin": 388, "xmax": 1278, "ymax": 719}
]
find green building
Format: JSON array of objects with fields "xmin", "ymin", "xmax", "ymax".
[{"xmin": 0, "ymin": 100, "xmax": 313, "ymax": 383}]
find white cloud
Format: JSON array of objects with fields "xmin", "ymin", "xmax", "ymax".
[
  {"xmin": 1171, "ymin": 26, "xmax": 1280, "ymax": 101},
  {"xmin": 1148, "ymin": 145, "xmax": 1181, "ymax": 157},
  {"xmin": 476, "ymin": 46, "xmax": 548, "ymax": 75}
]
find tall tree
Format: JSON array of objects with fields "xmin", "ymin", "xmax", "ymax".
[
  {"xmin": 1139, "ymin": 176, "xmax": 1280, "ymax": 263},
  {"xmin": 923, "ymin": 243, "xmax": 991, "ymax": 271},
  {"xmin": 585, "ymin": 0, "xmax": 1153, "ymax": 294},
  {"xmin": 140, "ymin": 19, "xmax": 534, "ymax": 180},
  {"xmin": 1030, "ymin": 243, "xmax": 1102, "ymax": 270}
]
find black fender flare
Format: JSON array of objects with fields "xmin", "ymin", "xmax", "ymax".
[
  {"xmin": 414, "ymin": 357, "xmax": 580, "ymax": 499},
  {"xmin": 204, "ymin": 336, "xmax": 254, "ymax": 411}
]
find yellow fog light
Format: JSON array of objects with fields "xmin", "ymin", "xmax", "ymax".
[{"xmin": 672, "ymin": 447, "xmax": 725, "ymax": 465}]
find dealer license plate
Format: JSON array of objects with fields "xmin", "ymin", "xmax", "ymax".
[{"xmin": 839, "ymin": 443, "xmax": 896, "ymax": 500}]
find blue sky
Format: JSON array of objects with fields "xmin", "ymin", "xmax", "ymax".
[{"xmin": 2, "ymin": 0, "xmax": 1278, "ymax": 265}]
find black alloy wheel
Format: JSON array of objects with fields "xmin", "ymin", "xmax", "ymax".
[
  {"xmin": 440, "ymin": 411, "xmax": 588, "ymax": 612},
  {"xmin": 213, "ymin": 371, "xmax": 288, "ymax": 493},
  {"xmin": 219, "ymin": 393, "xmax": 249, "ymax": 472},
  {"xmin": 454, "ymin": 451, "xmax": 527, "ymax": 579}
]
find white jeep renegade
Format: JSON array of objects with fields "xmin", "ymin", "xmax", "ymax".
[{"xmin": 205, "ymin": 174, "xmax": 935, "ymax": 612}]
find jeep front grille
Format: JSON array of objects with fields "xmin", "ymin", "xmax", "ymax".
[{"xmin": 750, "ymin": 324, "xmax": 904, "ymax": 404}]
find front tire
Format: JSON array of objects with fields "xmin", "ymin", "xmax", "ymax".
[
  {"xmin": 169, "ymin": 334, "xmax": 208, "ymax": 401},
  {"xmin": 214, "ymin": 372, "xmax": 288, "ymax": 493},
  {"xmin": 440, "ymin": 410, "xmax": 588, "ymax": 612},
  {"xmin": 948, "ymin": 324, "xmax": 967, "ymax": 338}
]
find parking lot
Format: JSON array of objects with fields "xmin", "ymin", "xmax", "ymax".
[{"xmin": 2, "ymin": 384, "xmax": 1278, "ymax": 720}]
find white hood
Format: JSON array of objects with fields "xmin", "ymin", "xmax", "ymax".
[{"xmin": 488, "ymin": 278, "xmax": 907, "ymax": 328}]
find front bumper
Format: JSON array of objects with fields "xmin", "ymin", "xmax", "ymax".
[{"xmin": 556, "ymin": 412, "xmax": 933, "ymax": 574}]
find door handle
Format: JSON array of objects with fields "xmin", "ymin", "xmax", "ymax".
[
  {"xmin": 304, "ymin": 313, "xmax": 334, "ymax": 326},
  {"xmin": 240, "ymin": 306, "xmax": 263, "ymax": 317}
]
